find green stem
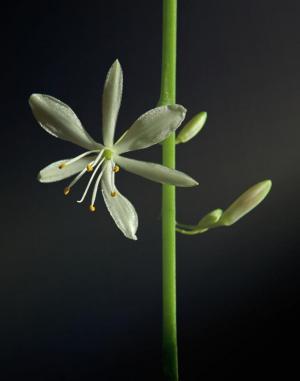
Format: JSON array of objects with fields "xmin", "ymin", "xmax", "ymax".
[
  {"xmin": 176, "ymin": 221, "xmax": 198, "ymax": 230},
  {"xmin": 158, "ymin": 0, "xmax": 178, "ymax": 379}
]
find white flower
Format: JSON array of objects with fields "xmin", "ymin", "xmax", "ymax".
[{"xmin": 29, "ymin": 60, "xmax": 198, "ymax": 240}]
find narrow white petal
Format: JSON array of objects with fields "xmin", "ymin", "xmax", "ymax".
[
  {"xmin": 101, "ymin": 165, "xmax": 138, "ymax": 240},
  {"xmin": 114, "ymin": 105, "xmax": 186, "ymax": 154},
  {"xmin": 115, "ymin": 155, "xmax": 198, "ymax": 187},
  {"xmin": 29, "ymin": 94, "xmax": 102, "ymax": 150},
  {"xmin": 38, "ymin": 156, "xmax": 96, "ymax": 183},
  {"xmin": 102, "ymin": 60, "xmax": 123, "ymax": 147}
]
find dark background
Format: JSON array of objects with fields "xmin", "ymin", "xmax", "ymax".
[{"xmin": 1, "ymin": 1, "xmax": 299, "ymax": 379}]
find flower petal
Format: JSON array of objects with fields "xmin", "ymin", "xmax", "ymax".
[
  {"xmin": 114, "ymin": 105, "xmax": 186, "ymax": 154},
  {"xmin": 38, "ymin": 156, "xmax": 95, "ymax": 183},
  {"xmin": 102, "ymin": 60, "xmax": 123, "ymax": 147},
  {"xmin": 29, "ymin": 94, "xmax": 102, "ymax": 150},
  {"xmin": 101, "ymin": 165, "xmax": 138, "ymax": 240},
  {"xmin": 115, "ymin": 155, "xmax": 198, "ymax": 187}
]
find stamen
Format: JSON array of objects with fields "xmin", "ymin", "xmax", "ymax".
[
  {"xmin": 58, "ymin": 150, "xmax": 99, "ymax": 169},
  {"xmin": 111, "ymin": 191, "xmax": 117, "ymax": 197},
  {"xmin": 85, "ymin": 149, "xmax": 105, "ymax": 173},
  {"xmin": 89, "ymin": 205, "xmax": 96, "ymax": 212},
  {"xmin": 110, "ymin": 161, "xmax": 116, "ymax": 196},
  {"xmin": 64, "ymin": 187, "xmax": 70, "ymax": 196},
  {"xmin": 77, "ymin": 158, "xmax": 105, "ymax": 203},
  {"xmin": 67, "ymin": 167, "xmax": 87, "ymax": 189},
  {"xmin": 90, "ymin": 163, "xmax": 107, "ymax": 207},
  {"xmin": 62, "ymin": 167, "xmax": 88, "ymax": 196},
  {"xmin": 113, "ymin": 165, "xmax": 120, "ymax": 173},
  {"xmin": 93, "ymin": 149, "xmax": 105, "ymax": 166}
]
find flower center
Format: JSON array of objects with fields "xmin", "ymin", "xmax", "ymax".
[
  {"xmin": 58, "ymin": 148, "xmax": 119, "ymax": 212},
  {"xmin": 103, "ymin": 149, "xmax": 113, "ymax": 160}
]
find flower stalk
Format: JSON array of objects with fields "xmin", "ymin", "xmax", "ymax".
[{"xmin": 158, "ymin": 0, "xmax": 179, "ymax": 379}]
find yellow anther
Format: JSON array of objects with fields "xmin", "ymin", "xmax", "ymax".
[
  {"xmin": 59, "ymin": 163, "xmax": 66, "ymax": 169},
  {"xmin": 86, "ymin": 163, "xmax": 94, "ymax": 172},
  {"xmin": 89, "ymin": 204, "xmax": 96, "ymax": 212},
  {"xmin": 111, "ymin": 191, "xmax": 117, "ymax": 197},
  {"xmin": 113, "ymin": 165, "xmax": 120, "ymax": 173},
  {"xmin": 64, "ymin": 187, "xmax": 70, "ymax": 196}
]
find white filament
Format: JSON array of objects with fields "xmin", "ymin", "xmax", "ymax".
[
  {"xmin": 77, "ymin": 158, "xmax": 105, "ymax": 203},
  {"xmin": 89, "ymin": 149, "xmax": 105, "ymax": 167},
  {"xmin": 110, "ymin": 161, "xmax": 116, "ymax": 194},
  {"xmin": 63, "ymin": 150, "xmax": 99, "ymax": 167},
  {"xmin": 91, "ymin": 163, "xmax": 107, "ymax": 207},
  {"xmin": 67, "ymin": 168, "xmax": 87, "ymax": 189}
]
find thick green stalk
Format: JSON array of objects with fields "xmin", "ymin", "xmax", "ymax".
[{"xmin": 158, "ymin": 0, "xmax": 178, "ymax": 380}]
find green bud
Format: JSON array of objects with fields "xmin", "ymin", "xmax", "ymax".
[
  {"xmin": 176, "ymin": 111, "xmax": 207, "ymax": 144},
  {"xmin": 197, "ymin": 208, "xmax": 223, "ymax": 229},
  {"xmin": 219, "ymin": 180, "xmax": 272, "ymax": 226}
]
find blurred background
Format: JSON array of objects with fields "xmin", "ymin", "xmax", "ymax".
[{"xmin": 1, "ymin": 0, "xmax": 299, "ymax": 379}]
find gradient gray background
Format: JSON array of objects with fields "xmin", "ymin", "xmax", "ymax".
[{"xmin": 1, "ymin": 1, "xmax": 299, "ymax": 379}]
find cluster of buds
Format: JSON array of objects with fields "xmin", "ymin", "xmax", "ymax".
[
  {"xmin": 175, "ymin": 108, "xmax": 271, "ymax": 235},
  {"xmin": 177, "ymin": 181, "xmax": 272, "ymax": 235}
]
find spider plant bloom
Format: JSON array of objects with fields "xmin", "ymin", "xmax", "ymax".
[{"xmin": 29, "ymin": 60, "xmax": 198, "ymax": 240}]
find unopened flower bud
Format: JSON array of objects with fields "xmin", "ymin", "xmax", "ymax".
[
  {"xmin": 197, "ymin": 208, "xmax": 223, "ymax": 229},
  {"xmin": 176, "ymin": 111, "xmax": 207, "ymax": 144},
  {"xmin": 220, "ymin": 180, "xmax": 272, "ymax": 226}
]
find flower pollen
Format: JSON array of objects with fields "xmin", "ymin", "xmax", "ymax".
[
  {"xmin": 89, "ymin": 204, "xmax": 96, "ymax": 212},
  {"xmin": 64, "ymin": 187, "xmax": 70, "ymax": 196}
]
